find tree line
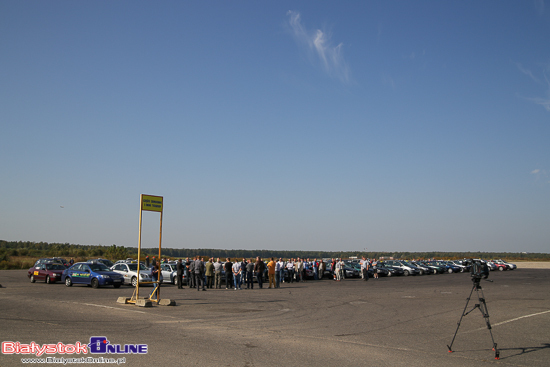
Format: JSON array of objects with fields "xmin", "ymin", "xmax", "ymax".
[{"xmin": 1, "ymin": 240, "xmax": 549, "ymax": 270}]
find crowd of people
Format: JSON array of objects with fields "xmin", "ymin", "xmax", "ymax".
[{"xmin": 145, "ymin": 256, "xmax": 377, "ymax": 291}]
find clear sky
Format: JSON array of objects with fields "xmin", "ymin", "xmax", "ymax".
[{"xmin": 1, "ymin": 1, "xmax": 549, "ymax": 253}]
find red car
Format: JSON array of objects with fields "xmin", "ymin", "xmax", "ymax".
[{"xmin": 28, "ymin": 263, "xmax": 66, "ymax": 283}]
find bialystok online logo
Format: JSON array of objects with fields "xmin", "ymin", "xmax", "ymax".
[{"xmin": 2, "ymin": 337, "xmax": 147, "ymax": 357}]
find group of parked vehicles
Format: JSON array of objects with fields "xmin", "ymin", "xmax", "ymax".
[{"xmin": 26, "ymin": 257, "xmax": 517, "ymax": 288}]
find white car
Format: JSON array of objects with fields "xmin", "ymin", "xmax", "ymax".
[
  {"xmin": 110, "ymin": 263, "xmax": 152, "ymax": 286},
  {"xmin": 160, "ymin": 263, "xmax": 180, "ymax": 284}
]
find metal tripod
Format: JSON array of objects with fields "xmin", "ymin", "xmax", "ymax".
[{"xmin": 447, "ymin": 277, "xmax": 499, "ymax": 360}]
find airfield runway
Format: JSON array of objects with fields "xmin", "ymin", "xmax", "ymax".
[{"xmin": 1, "ymin": 268, "xmax": 549, "ymax": 367}]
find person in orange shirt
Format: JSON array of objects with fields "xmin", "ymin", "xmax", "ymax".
[{"xmin": 267, "ymin": 257, "xmax": 276, "ymax": 289}]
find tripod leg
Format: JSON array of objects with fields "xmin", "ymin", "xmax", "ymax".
[
  {"xmin": 447, "ymin": 284, "xmax": 475, "ymax": 352},
  {"xmin": 476, "ymin": 287, "xmax": 499, "ymax": 359}
]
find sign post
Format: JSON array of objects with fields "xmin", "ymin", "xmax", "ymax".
[{"xmin": 132, "ymin": 194, "xmax": 163, "ymax": 306}]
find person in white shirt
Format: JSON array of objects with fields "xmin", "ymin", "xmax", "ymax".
[
  {"xmin": 232, "ymin": 261, "xmax": 242, "ymax": 290},
  {"xmin": 276, "ymin": 258, "xmax": 285, "ymax": 287},
  {"xmin": 286, "ymin": 260, "xmax": 295, "ymax": 283}
]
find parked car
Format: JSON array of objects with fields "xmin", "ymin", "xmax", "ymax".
[
  {"xmin": 89, "ymin": 258, "xmax": 115, "ymax": 268},
  {"xmin": 33, "ymin": 258, "xmax": 64, "ymax": 267},
  {"xmin": 110, "ymin": 263, "xmax": 152, "ymax": 286},
  {"xmin": 62, "ymin": 262, "xmax": 124, "ymax": 288},
  {"xmin": 160, "ymin": 263, "xmax": 187, "ymax": 285},
  {"xmin": 377, "ymin": 264, "xmax": 405, "ymax": 276},
  {"xmin": 414, "ymin": 261, "xmax": 444, "ymax": 274},
  {"xmin": 341, "ymin": 264, "xmax": 360, "ymax": 278},
  {"xmin": 382, "ymin": 260, "xmax": 421, "ymax": 276},
  {"xmin": 488, "ymin": 260, "xmax": 508, "ymax": 271},
  {"xmin": 448, "ymin": 260, "xmax": 468, "ymax": 272},
  {"xmin": 429, "ymin": 261, "xmax": 460, "ymax": 273},
  {"xmin": 409, "ymin": 261, "xmax": 433, "ymax": 275},
  {"xmin": 493, "ymin": 259, "xmax": 516, "ymax": 270},
  {"xmin": 28, "ymin": 262, "xmax": 66, "ymax": 283}
]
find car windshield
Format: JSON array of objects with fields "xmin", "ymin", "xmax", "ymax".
[
  {"xmin": 128, "ymin": 264, "xmax": 140, "ymax": 271},
  {"xmin": 99, "ymin": 259, "xmax": 114, "ymax": 267},
  {"xmin": 89, "ymin": 264, "xmax": 110, "ymax": 272},
  {"xmin": 46, "ymin": 264, "xmax": 65, "ymax": 270}
]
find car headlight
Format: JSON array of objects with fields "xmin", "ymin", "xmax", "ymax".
[{"xmin": 100, "ymin": 275, "xmax": 110, "ymax": 279}]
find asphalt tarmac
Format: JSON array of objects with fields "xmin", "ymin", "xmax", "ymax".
[{"xmin": 1, "ymin": 268, "xmax": 549, "ymax": 367}]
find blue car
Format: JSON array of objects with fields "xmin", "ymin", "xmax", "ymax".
[{"xmin": 63, "ymin": 262, "xmax": 124, "ymax": 288}]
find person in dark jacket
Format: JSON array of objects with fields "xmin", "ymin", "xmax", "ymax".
[
  {"xmin": 224, "ymin": 258, "xmax": 233, "ymax": 289},
  {"xmin": 254, "ymin": 257, "xmax": 266, "ymax": 289},
  {"xmin": 188, "ymin": 259, "xmax": 195, "ymax": 289},
  {"xmin": 246, "ymin": 259, "xmax": 255, "ymax": 289},
  {"xmin": 194, "ymin": 256, "xmax": 206, "ymax": 291},
  {"xmin": 176, "ymin": 259, "xmax": 184, "ymax": 289}
]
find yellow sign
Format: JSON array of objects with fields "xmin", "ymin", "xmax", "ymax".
[{"xmin": 141, "ymin": 195, "xmax": 163, "ymax": 212}]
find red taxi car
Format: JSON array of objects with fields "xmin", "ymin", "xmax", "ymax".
[{"xmin": 28, "ymin": 263, "xmax": 66, "ymax": 283}]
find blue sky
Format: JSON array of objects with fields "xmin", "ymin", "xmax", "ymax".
[{"xmin": 1, "ymin": 1, "xmax": 549, "ymax": 253}]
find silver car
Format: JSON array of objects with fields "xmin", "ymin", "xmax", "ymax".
[{"xmin": 110, "ymin": 263, "xmax": 152, "ymax": 286}]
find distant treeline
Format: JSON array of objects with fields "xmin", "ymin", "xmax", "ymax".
[{"xmin": 1, "ymin": 240, "xmax": 549, "ymax": 269}]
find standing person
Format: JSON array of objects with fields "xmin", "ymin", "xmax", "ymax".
[
  {"xmin": 176, "ymin": 259, "xmax": 184, "ymax": 289},
  {"xmin": 194, "ymin": 256, "xmax": 206, "ymax": 291},
  {"xmin": 286, "ymin": 259, "xmax": 295, "ymax": 283},
  {"xmin": 254, "ymin": 257, "xmax": 266, "ymax": 289},
  {"xmin": 152, "ymin": 257, "xmax": 157, "ymax": 267},
  {"xmin": 276, "ymin": 258, "xmax": 284, "ymax": 287},
  {"xmin": 319, "ymin": 260, "xmax": 325, "ymax": 280},
  {"xmin": 205, "ymin": 258, "xmax": 214, "ymax": 289},
  {"xmin": 214, "ymin": 258, "xmax": 223, "ymax": 289},
  {"xmin": 313, "ymin": 259, "xmax": 319, "ymax": 280},
  {"xmin": 150, "ymin": 264, "xmax": 159, "ymax": 299},
  {"xmin": 267, "ymin": 258, "xmax": 276, "ymax": 288},
  {"xmin": 145, "ymin": 256, "xmax": 150, "ymax": 267},
  {"xmin": 294, "ymin": 258, "xmax": 302, "ymax": 282},
  {"xmin": 361, "ymin": 256, "xmax": 369, "ymax": 281},
  {"xmin": 303, "ymin": 259, "xmax": 309, "ymax": 282},
  {"xmin": 240, "ymin": 259, "xmax": 247, "ymax": 287},
  {"xmin": 339, "ymin": 259, "xmax": 345, "ymax": 280},
  {"xmin": 372, "ymin": 258, "xmax": 379, "ymax": 279},
  {"xmin": 224, "ymin": 258, "xmax": 233, "ymax": 289},
  {"xmin": 246, "ymin": 259, "xmax": 255, "ymax": 289},
  {"xmin": 188, "ymin": 258, "xmax": 195, "ymax": 289},
  {"xmin": 232, "ymin": 260, "xmax": 242, "ymax": 290},
  {"xmin": 184, "ymin": 258, "xmax": 190, "ymax": 287},
  {"xmin": 331, "ymin": 259, "xmax": 336, "ymax": 280},
  {"xmin": 335, "ymin": 259, "xmax": 342, "ymax": 281}
]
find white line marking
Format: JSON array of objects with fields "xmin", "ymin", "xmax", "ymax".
[
  {"xmin": 492, "ymin": 309, "xmax": 550, "ymax": 327},
  {"xmin": 76, "ymin": 302, "xmax": 147, "ymax": 314}
]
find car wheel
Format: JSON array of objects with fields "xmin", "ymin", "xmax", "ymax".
[
  {"xmin": 113, "ymin": 284, "xmax": 121, "ymax": 288},
  {"xmin": 65, "ymin": 277, "xmax": 72, "ymax": 287},
  {"xmin": 172, "ymin": 276, "xmax": 176, "ymax": 285},
  {"xmin": 387, "ymin": 271, "xmax": 392, "ymax": 277},
  {"xmin": 131, "ymin": 276, "xmax": 137, "ymax": 287},
  {"xmin": 433, "ymin": 269, "xmax": 437, "ymax": 274},
  {"xmin": 91, "ymin": 278, "xmax": 99, "ymax": 288},
  {"xmin": 404, "ymin": 270, "xmax": 409, "ymax": 276},
  {"xmin": 499, "ymin": 267, "xmax": 504, "ymax": 271},
  {"xmin": 30, "ymin": 275, "xmax": 36, "ymax": 283},
  {"xmin": 460, "ymin": 268, "xmax": 464, "ymax": 273},
  {"xmin": 448, "ymin": 268, "xmax": 453, "ymax": 274},
  {"xmin": 46, "ymin": 275, "xmax": 51, "ymax": 284},
  {"xmin": 418, "ymin": 270, "xmax": 424, "ymax": 276}
]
